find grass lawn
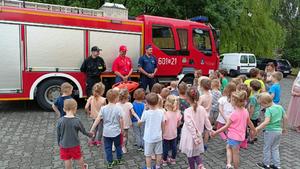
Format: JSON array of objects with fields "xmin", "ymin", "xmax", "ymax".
[{"xmin": 292, "ymin": 67, "xmax": 300, "ymax": 76}]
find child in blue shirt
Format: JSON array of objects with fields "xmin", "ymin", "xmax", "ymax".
[
  {"xmin": 268, "ymin": 72, "xmax": 283, "ymax": 104},
  {"xmin": 52, "ymin": 82, "xmax": 73, "ymax": 118},
  {"xmin": 132, "ymin": 88, "xmax": 145, "ymax": 151}
]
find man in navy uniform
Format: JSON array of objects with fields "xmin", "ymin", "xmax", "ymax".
[
  {"xmin": 80, "ymin": 46, "xmax": 106, "ymax": 97},
  {"xmin": 138, "ymin": 45, "xmax": 157, "ymax": 91}
]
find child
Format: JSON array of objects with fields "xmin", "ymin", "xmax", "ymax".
[
  {"xmin": 151, "ymin": 83, "xmax": 163, "ymax": 94},
  {"xmin": 193, "ymin": 69, "xmax": 202, "ymax": 87},
  {"xmin": 132, "ymin": 88, "xmax": 146, "ymax": 151},
  {"xmin": 210, "ymin": 79, "xmax": 222, "ymax": 126},
  {"xmin": 117, "ymin": 88, "xmax": 141, "ymax": 153},
  {"xmin": 198, "ymin": 78, "xmax": 212, "ymax": 150},
  {"xmin": 268, "ymin": 71, "xmax": 283, "ymax": 104},
  {"xmin": 237, "ymin": 75, "xmax": 248, "ymax": 83},
  {"xmin": 244, "ymin": 68, "xmax": 266, "ymax": 94},
  {"xmin": 90, "ymin": 89, "xmax": 124, "ymax": 169},
  {"xmin": 247, "ymin": 80, "xmax": 261, "ymax": 144},
  {"xmin": 219, "ymin": 69, "xmax": 229, "ymax": 93},
  {"xmin": 85, "ymin": 82, "xmax": 106, "ymax": 147},
  {"xmin": 231, "ymin": 78, "xmax": 243, "ymax": 86},
  {"xmin": 52, "ymin": 82, "xmax": 73, "ymax": 118},
  {"xmin": 179, "ymin": 87, "xmax": 212, "ymax": 169},
  {"xmin": 162, "ymin": 95, "xmax": 182, "ymax": 166},
  {"xmin": 216, "ymin": 83, "xmax": 236, "ymax": 140},
  {"xmin": 212, "ymin": 91, "xmax": 256, "ymax": 169},
  {"xmin": 255, "ymin": 92, "xmax": 287, "ymax": 169},
  {"xmin": 177, "ymin": 82, "xmax": 190, "ymax": 142},
  {"xmin": 57, "ymin": 99, "xmax": 92, "ymax": 169},
  {"xmin": 169, "ymin": 81, "xmax": 179, "ymax": 96},
  {"xmin": 139, "ymin": 93, "xmax": 165, "ymax": 169},
  {"xmin": 160, "ymin": 87, "xmax": 171, "ymax": 103},
  {"xmin": 197, "ymin": 76, "xmax": 209, "ymax": 95}
]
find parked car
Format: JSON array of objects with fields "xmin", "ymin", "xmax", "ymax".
[
  {"xmin": 256, "ymin": 58, "xmax": 292, "ymax": 77},
  {"xmin": 220, "ymin": 53, "xmax": 256, "ymax": 77}
]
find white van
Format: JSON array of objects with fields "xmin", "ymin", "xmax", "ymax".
[{"xmin": 219, "ymin": 53, "xmax": 257, "ymax": 77}]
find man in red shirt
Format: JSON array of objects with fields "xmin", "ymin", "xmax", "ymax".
[{"xmin": 112, "ymin": 45, "xmax": 133, "ymax": 83}]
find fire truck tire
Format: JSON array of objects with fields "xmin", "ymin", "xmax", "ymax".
[
  {"xmin": 229, "ymin": 70, "xmax": 237, "ymax": 77},
  {"xmin": 182, "ymin": 76, "xmax": 194, "ymax": 85},
  {"xmin": 36, "ymin": 78, "xmax": 66, "ymax": 111}
]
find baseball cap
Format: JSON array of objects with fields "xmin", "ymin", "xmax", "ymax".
[
  {"xmin": 119, "ymin": 45, "xmax": 127, "ymax": 52},
  {"xmin": 91, "ymin": 46, "xmax": 102, "ymax": 52},
  {"xmin": 145, "ymin": 44, "xmax": 152, "ymax": 50}
]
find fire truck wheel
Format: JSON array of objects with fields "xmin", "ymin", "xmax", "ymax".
[
  {"xmin": 182, "ymin": 76, "xmax": 194, "ymax": 85},
  {"xmin": 229, "ymin": 70, "xmax": 237, "ymax": 77},
  {"xmin": 36, "ymin": 78, "xmax": 66, "ymax": 111}
]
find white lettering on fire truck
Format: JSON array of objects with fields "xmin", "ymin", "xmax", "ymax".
[{"xmin": 158, "ymin": 58, "xmax": 177, "ymax": 65}]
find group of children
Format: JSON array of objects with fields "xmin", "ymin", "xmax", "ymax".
[{"xmin": 54, "ymin": 67, "xmax": 288, "ymax": 169}]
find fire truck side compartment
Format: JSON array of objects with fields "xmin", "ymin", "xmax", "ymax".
[{"xmin": 0, "ymin": 23, "xmax": 22, "ymax": 93}]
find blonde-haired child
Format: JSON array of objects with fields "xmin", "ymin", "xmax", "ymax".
[
  {"xmin": 52, "ymin": 82, "xmax": 73, "ymax": 118},
  {"xmin": 162, "ymin": 95, "xmax": 182, "ymax": 166},
  {"xmin": 255, "ymin": 92, "xmax": 287, "ymax": 169},
  {"xmin": 90, "ymin": 89, "xmax": 124, "ymax": 168},
  {"xmin": 179, "ymin": 87, "xmax": 212, "ymax": 169},
  {"xmin": 85, "ymin": 82, "xmax": 106, "ymax": 147},
  {"xmin": 117, "ymin": 88, "xmax": 141, "ymax": 153},
  {"xmin": 212, "ymin": 91, "xmax": 255, "ymax": 169}
]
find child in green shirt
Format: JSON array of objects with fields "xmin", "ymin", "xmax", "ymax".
[{"xmin": 255, "ymin": 93, "xmax": 287, "ymax": 169}]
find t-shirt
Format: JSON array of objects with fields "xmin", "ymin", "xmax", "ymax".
[
  {"xmin": 138, "ymin": 54, "xmax": 157, "ymax": 74},
  {"xmin": 112, "ymin": 56, "xmax": 132, "ymax": 76},
  {"xmin": 54, "ymin": 95, "xmax": 72, "ymax": 117},
  {"xmin": 220, "ymin": 77, "xmax": 228, "ymax": 93},
  {"xmin": 265, "ymin": 104, "xmax": 285, "ymax": 131},
  {"xmin": 211, "ymin": 90, "xmax": 222, "ymax": 113},
  {"xmin": 80, "ymin": 56, "xmax": 106, "ymax": 78},
  {"xmin": 216, "ymin": 96, "xmax": 234, "ymax": 124},
  {"xmin": 170, "ymin": 89, "xmax": 179, "ymax": 96},
  {"xmin": 56, "ymin": 116, "xmax": 90, "ymax": 148},
  {"xmin": 86, "ymin": 96, "xmax": 106, "ymax": 119},
  {"xmin": 249, "ymin": 93, "xmax": 260, "ymax": 120},
  {"xmin": 141, "ymin": 109, "xmax": 164, "ymax": 143},
  {"xmin": 244, "ymin": 78, "xmax": 266, "ymax": 95},
  {"xmin": 179, "ymin": 98, "xmax": 190, "ymax": 115},
  {"xmin": 163, "ymin": 111, "xmax": 182, "ymax": 140},
  {"xmin": 117, "ymin": 102, "xmax": 133, "ymax": 129},
  {"xmin": 268, "ymin": 83, "xmax": 281, "ymax": 104},
  {"xmin": 100, "ymin": 103, "xmax": 123, "ymax": 137},
  {"xmin": 131, "ymin": 101, "xmax": 145, "ymax": 122},
  {"xmin": 227, "ymin": 108, "xmax": 249, "ymax": 141}
]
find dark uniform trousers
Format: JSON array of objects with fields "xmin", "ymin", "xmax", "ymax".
[
  {"xmin": 86, "ymin": 76, "xmax": 100, "ymax": 97},
  {"xmin": 140, "ymin": 75, "xmax": 156, "ymax": 91}
]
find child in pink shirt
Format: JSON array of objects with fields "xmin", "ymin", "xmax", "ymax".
[
  {"xmin": 179, "ymin": 87, "xmax": 212, "ymax": 169},
  {"xmin": 117, "ymin": 88, "xmax": 140, "ymax": 153},
  {"xmin": 162, "ymin": 95, "xmax": 182, "ymax": 166},
  {"xmin": 85, "ymin": 82, "xmax": 106, "ymax": 147},
  {"xmin": 212, "ymin": 91, "xmax": 255, "ymax": 169}
]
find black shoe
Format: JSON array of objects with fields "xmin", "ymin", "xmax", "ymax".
[
  {"xmin": 253, "ymin": 138, "xmax": 258, "ymax": 142},
  {"xmin": 256, "ymin": 163, "xmax": 270, "ymax": 169},
  {"xmin": 270, "ymin": 164, "xmax": 280, "ymax": 169},
  {"xmin": 248, "ymin": 140, "xmax": 255, "ymax": 144}
]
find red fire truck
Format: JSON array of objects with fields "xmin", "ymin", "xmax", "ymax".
[{"xmin": 0, "ymin": 0, "xmax": 220, "ymax": 110}]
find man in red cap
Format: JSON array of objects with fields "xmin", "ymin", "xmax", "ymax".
[{"xmin": 112, "ymin": 45, "xmax": 133, "ymax": 83}]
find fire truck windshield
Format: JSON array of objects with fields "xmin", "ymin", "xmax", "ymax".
[{"xmin": 192, "ymin": 28, "xmax": 212, "ymax": 56}]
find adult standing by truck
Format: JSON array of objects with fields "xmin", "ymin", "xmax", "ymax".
[
  {"xmin": 112, "ymin": 45, "xmax": 133, "ymax": 83},
  {"xmin": 138, "ymin": 45, "xmax": 157, "ymax": 91},
  {"xmin": 80, "ymin": 46, "xmax": 106, "ymax": 97}
]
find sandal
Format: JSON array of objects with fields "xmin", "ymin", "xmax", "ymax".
[{"xmin": 198, "ymin": 164, "xmax": 206, "ymax": 169}]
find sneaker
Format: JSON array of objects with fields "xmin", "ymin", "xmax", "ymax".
[
  {"xmin": 115, "ymin": 159, "xmax": 124, "ymax": 165},
  {"xmin": 138, "ymin": 147, "xmax": 143, "ymax": 151},
  {"xmin": 256, "ymin": 163, "xmax": 270, "ymax": 169},
  {"xmin": 253, "ymin": 138, "xmax": 258, "ymax": 142},
  {"xmin": 161, "ymin": 160, "xmax": 168, "ymax": 166},
  {"xmin": 122, "ymin": 147, "xmax": 127, "ymax": 153},
  {"xmin": 94, "ymin": 140, "xmax": 102, "ymax": 147},
  {"xmin": 112, "ymin": 145, "xmax": 116, "ymax": 152},
  {"xmin": 84, "ymin": 163, "xmax": 88, "ymax": 169},
  {"xmin": 270, "ymin": 165, "xmax": 280, "ymax": 169},
  {"xmin": 88, "ymin": 141, "xmax": 94, "ymax": 147},
  {"xmin": 225, "ymin": 164, "xmax": 233, "ymax": 169},
  {"xmin": 107, "ymin": 163, "xmax": 113, "ymax": 169},
  {"xmin": 169, "ymin": 158, "xmax": 176, "ymax": 165},
  {"xmin": 204, "ymin": 145, "xmax": 208, "ymax": 151},
  {"xmin": 248, "ymin": 140, "xmax": 255, "ymax": 144}
]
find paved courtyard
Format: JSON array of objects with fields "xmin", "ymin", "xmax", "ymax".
[{"xmin": 0, "ymin": 76, "xmax": 300, "ymax": 169}]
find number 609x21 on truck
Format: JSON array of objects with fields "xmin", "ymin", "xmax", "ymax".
[{"xmin": 0, "ymin": 0, "xmax": 220, "ymax": 110}]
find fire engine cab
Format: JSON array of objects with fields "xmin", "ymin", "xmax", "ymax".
[{"xmin": 0, "ymin": 0, "xmax": 220, "ymax": 110}]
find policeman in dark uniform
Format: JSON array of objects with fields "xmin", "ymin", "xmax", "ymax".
[
  {"xmin": 138, "ymin": 45, "xmax": 158, "ymax": 91},
  {"xmin": 80, "ymin": 46, "xmax": 106, "ymax": 97}
]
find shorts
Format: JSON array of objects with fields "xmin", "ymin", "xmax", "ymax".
[
  {"xmin": 144, "ymin": 141, "xmax": 163, "ymax": 156},
  {"xmin": 227, "ymin": 139, "xmax": 241, "ymax": 148},
  {"xmin": 60, "ymin": 145, "xmax": 82, "ymax": 160}
]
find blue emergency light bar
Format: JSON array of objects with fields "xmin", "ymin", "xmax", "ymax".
[{"xmin": 190, "ymin": 16, "xmax": 209, "ymax": 22}]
